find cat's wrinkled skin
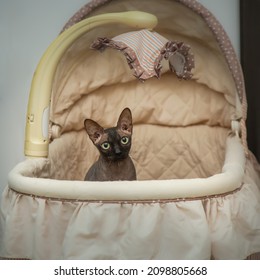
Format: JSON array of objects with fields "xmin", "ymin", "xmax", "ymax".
[{"xmin": 84, "ymin": 108, "xmax": 136, "ymax": 181}]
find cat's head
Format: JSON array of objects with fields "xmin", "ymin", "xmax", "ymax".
[{"xmin": 84, "ymin": 108, "xmax": 133, "ymax": 161}]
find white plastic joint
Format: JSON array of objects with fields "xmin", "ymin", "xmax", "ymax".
[{"xmin": 231, "ymin": 120, "xmax": 241, "ymax": 137}]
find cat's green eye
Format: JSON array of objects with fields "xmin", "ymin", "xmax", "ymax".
[
  {"xmin": 121, "ymin": 136, "xmax": 129, "ymax": 145},
  {"xmin": 101, "ymin": 142, "xmax": 110, "ymax": 150}
]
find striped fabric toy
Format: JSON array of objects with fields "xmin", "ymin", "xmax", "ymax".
[{"xmin": 91, "ymin": 29, "xmax": 194, "ymax": 81}]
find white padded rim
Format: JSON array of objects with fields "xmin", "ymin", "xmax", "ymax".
[{"xmin": 8, "ymin": 136, "xmax": 245, "ymax": 201}]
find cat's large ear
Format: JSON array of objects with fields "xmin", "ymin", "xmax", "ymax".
[
  {"xmin": 117, "ymin": 108, "xmax": 133, "ymax": 134},
  {"xmin": 84, "ymin": 119, "xmax": 104, "ymax": 144}
]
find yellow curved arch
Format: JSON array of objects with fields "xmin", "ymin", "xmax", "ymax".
[{"xmin": 24, "ymin": 11, "xmax": 158, "ymax": 157}]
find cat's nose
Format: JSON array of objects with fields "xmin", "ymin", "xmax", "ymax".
[{"xmin": 115, "ymin": 146, "xmax": 122, "ymax": 155}]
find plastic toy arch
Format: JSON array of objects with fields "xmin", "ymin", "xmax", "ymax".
[{"xmin": 24, "ymin": 11, "xmax": 158, "ymax": 158}]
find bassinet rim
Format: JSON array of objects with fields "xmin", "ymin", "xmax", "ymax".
[{"xmin": 8, "ymin": 135, "xmax": 245, "ymax": 201}]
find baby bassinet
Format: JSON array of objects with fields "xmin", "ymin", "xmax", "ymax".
[{"xmin": 1, "ymin": 0, "xmax": 260, "ymax": 260}]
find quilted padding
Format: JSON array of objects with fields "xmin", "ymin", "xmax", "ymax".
[
  {"xmin": 48, "ymin": 125, "xmax": 228, "ymax": 181},
  {"xmin": 132, "ymin": 125, "xmax": 228, "ymax": 180}
]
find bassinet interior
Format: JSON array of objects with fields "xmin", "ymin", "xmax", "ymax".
[{"xmin": 45, "ymin": 0, "xmax": 240, "ymax": 183}]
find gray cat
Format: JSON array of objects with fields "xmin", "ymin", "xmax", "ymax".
[{"xmin": 84, "ymin": 108, "xmax": 137, "ymax": 181}]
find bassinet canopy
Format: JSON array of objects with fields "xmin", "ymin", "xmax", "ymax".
[{"xmin": 1, "ymin": 0, "xmax": 260, "ymax": 260}]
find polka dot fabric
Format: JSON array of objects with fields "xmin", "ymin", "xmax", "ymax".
[{"xmin": 176, "ymin": 0, "xmax": 248, "ymax": 153}]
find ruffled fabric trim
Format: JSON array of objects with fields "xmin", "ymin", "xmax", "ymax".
[
  {"xmin": 90, "ymin": 30, "xmax": 194, "ymax": 81},
  {"xmin": 161, "ymin": 41, "xmax": 195, "ymax": 80}
]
